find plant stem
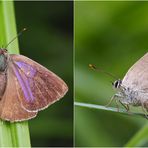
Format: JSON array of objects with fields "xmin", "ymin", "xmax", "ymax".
[
  {"xmin": 75, "ymin": 101, "xmax": 146, "ymax": 119},
  {"xmin": 125, "ymin": 124, "xmax": 148, "ymax": 147},
  {"xmin": 0, "ymin": 1, "xmax": 31, "ymax": 147}
]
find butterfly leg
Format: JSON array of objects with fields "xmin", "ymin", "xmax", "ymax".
[
  {"xmin": 126, "ymin": 105, "xmax": 132, "ymax": 115},
  {"xmin": 115, "ymin": 99, "xmax": 120, "ymax": 112},
  {"xmin": 105, "ymin": 95, "xmax": 116, "ymax": 107},
  {"xmin": 106, "ymin": 96, "xmax": 120, "ymax": 112},
  {"xmin": 119, "ymin": 101, "xmax": 132, "ymax": 115},
  {"xmin": 141, "ymin": 102, "xmax": 148, "ymax": 119},
  {"xmin": 105, "ymin": 93, "xmax": 122, "ymax": 107},
  {"xmin": 119, "ymin": 100, "xmax": 129, "ymax": 111}
]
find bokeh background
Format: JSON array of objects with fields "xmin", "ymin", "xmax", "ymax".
[
  {"xmin": 14, "ymin": 1, "xmax": 73, "ymax": 147},
  {"xmin": 75, "ymin": 1, "xmax": 148, "ymax": 147}
]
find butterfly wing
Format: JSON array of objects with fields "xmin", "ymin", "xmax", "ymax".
[
  {"xmin": 10, "ymin": 54, "xmax": 68, "ymax": 112},
  {"xmin": 122, "ymin": 52, "xmax": 148, "ymax": 91},
  {"xmin": 0, "ymin": 63, "xmax": 37, "ymax": 122}
]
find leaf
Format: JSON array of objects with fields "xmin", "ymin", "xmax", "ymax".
[
  {"xmin": 74, "ymin": 101, "xmax": 146, "ymax": 119},
  {"xmin": 0, "ymin": 1, "xmax": 31, "ymax": 147}
]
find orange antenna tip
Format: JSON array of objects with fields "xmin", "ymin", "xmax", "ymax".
[{"xmin": 89, "ymin": 64, "xmax": 96, "ymax": 70}]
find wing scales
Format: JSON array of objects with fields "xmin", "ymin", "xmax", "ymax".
[
  {"xmin": 0, "ymin": 63, "xmax": 37, "ymax": 122},
  {"xmin": 11, "ymin": 54, "xmax": 68, "ymax": 112},
  {"xmin": 122, "ymin": 52, "xmax": 148, "ymax": 91}
]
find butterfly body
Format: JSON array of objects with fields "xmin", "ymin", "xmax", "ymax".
[
  {"xmin": 114, "ymin": 80, "xmax": 142, "ymax": 106},
  {"xmin": 0, "ymin": 48, "xmax": 68, "ymax": 122},
  {"xmin": 112, "ymin": 52, "xmax": 148, "ymax": 112}
]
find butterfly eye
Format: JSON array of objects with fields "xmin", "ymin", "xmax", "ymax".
[
  {"xmin": 114, "ymin": 81, "xmax": 119, "ymax": 88},
  {"xmin": 113, "ymin": 80, "xmax": 122, "ymax": 88}
]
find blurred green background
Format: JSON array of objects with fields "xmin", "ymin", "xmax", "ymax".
[
  {"xmin": 14, "ymin": 1, "xmax": 73, "ymax": 147},
  {"xmin": 75, "ymin": 1, "xmax": 148, "ymax": 147}
]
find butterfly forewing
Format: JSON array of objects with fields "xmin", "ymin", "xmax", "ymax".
[
  {"xmin": 0, "ymin": 63, "xmax": 37, "ymax": 122},
  {"xmin": 122, "ymin": 52, "xmax": 148, "ymax": 91},
  {"xmin": 11, "ymin": 54, "xmax": 68, "ymax": 112}
]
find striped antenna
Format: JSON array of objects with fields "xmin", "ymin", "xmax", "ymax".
[
  {"xmin": 89, "ymin": 64, "xmax": 118, "ymax": 80},
  {"xmin": 5, "ymin": 28, "xmax": 27, "ymax": 48}
]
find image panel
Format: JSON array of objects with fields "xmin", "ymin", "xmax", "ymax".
[
  {"xmin": 75, "ymin": 1, "xmax": 148, "ymax": 147},
  {"xmin": 0, "ymin": 1, "xmax": 73, "ymax": 147}
]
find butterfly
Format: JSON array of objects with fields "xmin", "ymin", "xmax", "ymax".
[
  {"xmin": 0, "ymin": 47, "xmax": 68, "ymax": 122},
  {"xmin": 89, "ymin": 53, "xmax": 148, "ymax": 117},
  {"xmin": 113, "ymin": 52, "xmax": 148, "ymax": 115}
]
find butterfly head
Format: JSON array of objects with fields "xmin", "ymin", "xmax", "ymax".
[
  {"xmin": 0, "ymin": 28, "xmax": 27, "ymax": 73},
  {"xmin": 112, "ymin": 79, "xmax": 122, "ymax": 89},
  {"xmin": 0, "ymin": 48, "xmax": 8, "ymax": 72},
  {"xmin": 0, "ymin": 48, "xmax": 8, "ymax": 54}
]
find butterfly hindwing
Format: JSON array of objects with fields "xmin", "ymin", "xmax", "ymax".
[
  {"xmin": 0, "ymin": 63, "xmax": 37, "ymax": 122},
  {"xmin": 122, "ymin": 52, "xmax": 148, "ymax": 91},
  {"xmin": 11, "ymin": 54, "xmax": 68, "ymax": 112}
]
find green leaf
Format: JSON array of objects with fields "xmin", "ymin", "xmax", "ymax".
[
  {"xmin": 125, "ymin": 124, "xmax": 148, "ymax": 147},
  {"xmin": 74, "ymin": 101, "xmax": 146, "ymax": 119},
  {"xmin": 0, "ymin": 1, "xmax": 31, "ymax": 147}
]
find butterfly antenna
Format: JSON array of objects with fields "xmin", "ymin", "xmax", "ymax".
[
  {"xmin": 5, "ymin": 28, "xmax": 27, "ymax": 48},
  {"xmin": 89, "ymin": 64, "xmax": 118, "ymax": 80}
]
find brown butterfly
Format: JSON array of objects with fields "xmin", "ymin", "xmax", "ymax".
[{"xmin": 0, "ymin": 30, "xmax": 68, "ymax": 122}]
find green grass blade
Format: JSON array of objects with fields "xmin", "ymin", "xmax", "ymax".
[
  {"xmin": 125, "ymin": 124, "xmax": 148, "ymax": 147},
  {"xmin": 75, "ymin": 101, "xmax": 146, "ymax": 119},
  {"xmin": 1, "ymin": 0, "xmax": 19, "ymax": 52},
  {"xmin": 10, "ymin": 122, "xmax": 31, "ymax": 146},
  {"xmin": 0, "ymin": 121, "xmax": 12, "ymax": 146},
  {"xmin": 0, "ymin": 1, "xmax": 31, "ymax": 147}
]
